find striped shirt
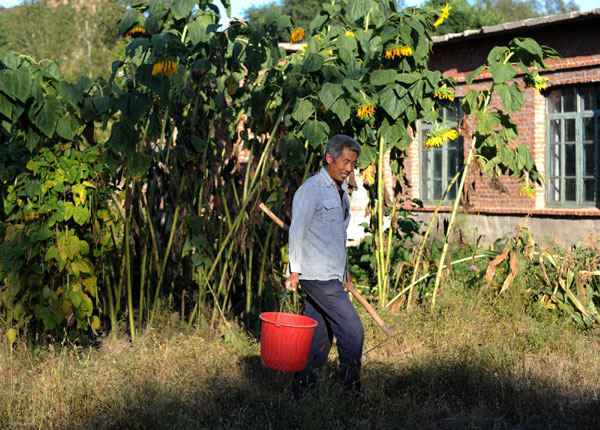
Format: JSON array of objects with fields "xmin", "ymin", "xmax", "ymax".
[{"xmin": 288, "ymin": 167, "xmax": 351, "ymax": 282}]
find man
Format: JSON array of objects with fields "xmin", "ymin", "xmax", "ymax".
[{"xmin": 285, "ymin": 134, "xmax": 364, "ymax": 397}]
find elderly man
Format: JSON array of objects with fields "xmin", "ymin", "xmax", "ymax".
[{"xmin": 285, "ymin": 134, "xmax": 364, "ymax": 397}]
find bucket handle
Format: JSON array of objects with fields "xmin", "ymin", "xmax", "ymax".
[{"xmin": 276, "ymin": 287, "xmax": 290, "ymax": 327}]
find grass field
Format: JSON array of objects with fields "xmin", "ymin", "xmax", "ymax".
[{"xmin": 2, "ymin": 285, "xmax": 600, "ymax": 429}]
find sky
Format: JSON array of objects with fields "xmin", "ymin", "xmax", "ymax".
[{"xmin": 0, "ymin": 0, "xmax": 597, "ymax": 23}]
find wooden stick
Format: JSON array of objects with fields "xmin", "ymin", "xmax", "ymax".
[
  {"xmin": 258, "ymin": 203, "xmax": 289, "ymax": 230},
  {"xmin": 258, "ymin": 202, "xmax": 393, "ymax": 338}
]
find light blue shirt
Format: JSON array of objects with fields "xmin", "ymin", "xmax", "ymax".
[{"xmin": 288, "ymin": 167, "xmax": 351, "ymax": 282}]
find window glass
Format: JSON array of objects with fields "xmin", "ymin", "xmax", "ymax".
[
  {"xmin": 420, "ymin": 103, "xmax": 463, "ymax": 203},
  {"xmin": 548, "ymin": 90, "xmax": 561, "ymax": 113},
  {"xmin": 546, "ymin": 86, "xmax": 599, "ymax": 206},
  {"xmin": 563, "ymin": 88, "xmax": 576, "ymax": 112}
]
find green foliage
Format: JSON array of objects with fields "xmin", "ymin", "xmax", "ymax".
[
  {"xmin": 244, "ymin": 0, "xmax": 341, "ymax": 41},
  {"xmin": 462, "ymin": 37, "xmax": 561, "ymax": 186},
  {"xmin": 0, "ymin": 0, "xmax": 127, "ymax": 81},
  {"xmin": 0, "ymin": 53, "xmax": 111, "ymax": 334}
]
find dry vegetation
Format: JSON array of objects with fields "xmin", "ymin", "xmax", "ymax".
[{"xmin": 2, "ymin": 286, "xmax": 600, "ymax": 429}]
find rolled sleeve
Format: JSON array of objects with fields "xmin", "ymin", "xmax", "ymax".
[{"xmin": 288, "ymin": 183, "xmax": 317, "ymax": 274}]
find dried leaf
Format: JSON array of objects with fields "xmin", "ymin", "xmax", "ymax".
[
  {"xmin": 485, "ymin": 249, "xmax": 509, "ymax": 288},
  {"xmin": 498, "ymin": 250, "xmax": 519, "ymax": 295}
]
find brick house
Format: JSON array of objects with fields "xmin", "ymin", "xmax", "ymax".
[{"xmin": 404, "ymin": 8, "xmax": 600, "ymax": 245}]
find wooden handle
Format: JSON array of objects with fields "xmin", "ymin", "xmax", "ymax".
[
  {"xmin": 259, "ymin": 203, "xmax": 289, "ymax": 230},
  {"xmin": 345, "ymin": 283, "xmax": 393, "ymax": 338},
  {"xmin": 258, "ymin": 202, "xmax": 393, "ymax": 338}
]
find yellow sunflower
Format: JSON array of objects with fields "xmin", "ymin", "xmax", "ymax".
[
  {"xmin": 425, "ymin": 127, "xmax": 458, "ymax": 148},
  {"xmin": 434, "ymin": 3, "xmax": 451, "ymax": 28},
  {"xmin": 151, "ymin": 60, "xmax": 177, "ymax": 77},
  {"xmin": 360, "ymin": 164, "xmax": 376, "ymax": 186},
  {"xmin": 356, "ymin": 103, "xmax": 376, "ymax": 119},
  {"xmin": 124, "ymin": 26, "xmax": 148, "ymax": 38},
  {"xmin": 290, "ymin": 27, "xmax": 304, "ymax": 44}
]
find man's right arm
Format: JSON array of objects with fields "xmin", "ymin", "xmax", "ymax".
[{"xmin": 285, "ymin": 184, "xmax": 317, "ymax": 291}]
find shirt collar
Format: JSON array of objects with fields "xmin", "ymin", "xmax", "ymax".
[{"xmin": 320, "ymin": 166, "xmax": 348, "ymax": 192}]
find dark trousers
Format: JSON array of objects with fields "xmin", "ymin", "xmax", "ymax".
[{"xmin": 293, "ymin": 279, "xmax": 364, "ymax": 393}]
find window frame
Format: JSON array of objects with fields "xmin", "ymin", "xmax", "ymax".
[
  {"xmin": 419, "ymin": 105, "xmax": 464, "ymax": 205},
  {"xmin": 545, "ymin": 85, "xmax": 600, "ymax": 208}
]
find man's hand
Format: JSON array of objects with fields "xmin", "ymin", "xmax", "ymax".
[
  {"xmin": 285, "ymin": 272, "xmax": 300, "ymax": 292},
  {"xmin": 343, "ymin": 281, "xmax": 355, "ymax": 292}
]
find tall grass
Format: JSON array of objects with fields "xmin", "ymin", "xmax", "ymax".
[{"xmin": 2, "ymin": 283, "xmax": 600, "ymax": 429}]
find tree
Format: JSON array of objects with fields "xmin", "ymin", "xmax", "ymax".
[
  {"xmin": 0, "ymin": 0, "xmax": 126, "ymax": 81},
  {"xmin": 243, "ymin": 0, "xmax": 336, "ymax": 41}
]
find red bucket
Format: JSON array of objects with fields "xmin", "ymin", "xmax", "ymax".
[{"xmin": 259, "ymin": 312, "xmax": 318, "ymax": 372}]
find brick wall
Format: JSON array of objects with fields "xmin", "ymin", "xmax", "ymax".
[{"xmin": 403, "ymin": 15, "xmax": 600, "ymax": 217}]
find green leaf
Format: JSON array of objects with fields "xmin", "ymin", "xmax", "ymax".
[
  {"xmin": 348, "ymin": 0, "xmax": 373, "ymax": 21},
  {"xmin": 487, "ymin": 46, "xmax": 509, "ymax": 63},
  {"xmin": 370, "ymin": 70, "xmax": 397, "ymax": 86},
  {"xmin": 6, "ymin": 328, "xmax": 17, "ymax": 346},
  {"xmin": 496, "ymin": 82, "xmax": 524, "ymax": 113},
  {"xmin": 29, "ymin": 94, "xmax": 62, "ymax": 138},
  {"xmin": 517, "ymin": 143, "xmax": 534, "ymax": 170},
  {"xmin": 118, "ymin": 92, "xmax": 152, "ymax": 123},
  {"xmin": 0, "ymin": 92, "xmax": 13, "ymax": 120},
  {"xmin": 359, "ymin": 144, "xmax": 377, "ymax": 168},
  {"xmin": 80, "ymin": 294, "xmax": 93, "ymax": 317},
  {"xmin": 330, "ymin": 98, "xmax": 350, "ymax": 124},
  {"xmin": 475, "ymin": 111, "xmax": 500, "ymax": 135},
  {"xmin": 379, "ymin": 87, "xmax": 410, "ymax": 120},
  {"xmin": 130, "ymin": 153, "xmax": 152, "ymax": 178},
  {"xmin": 118, "ymin": 9, "xmax": 141, "ymax": 36},
  {"xmin": 69, "ymin": 287, "xmax": 83, "ymax": 309},
  {"xmin": 303, "ymin": 53, "xmax": 323, "ymax": 73},
  {"xmin": 172, "ymin": 0, "xmax": 196, "ymax": 20},
  {"xmin": 319, "ymin": 83, "xmax": 344, "ymax": 110},
  {"xmin": 489, "ymin": 62, "xmax": 516, "ymax": 84},
  {"xmin": 45, "ymin": 246, "xmax": 59, "ymax": 262},
  {"xmin": 56, "ymin": 116, "xmax": 80, "ymax": 140},
  {"xmin": 0, "ymin": 69, "xmax": 31, "ymax": 102},
  {"xmin": 310, "ymin": 14, "xmax": 328, "ymax": 32},
  {"xmin": 291, "ymin": 99, "xmax": 314, "ymax": 123},
  {"xmin": 302, "ymin": 119, "xmax": 329, "ymax": 149},
  {"xmin": 188, "ymin": 14, "xmax": 214, "ymax": 44},
  {"xmin": 92, "ymin": 96, "xmax": 112, "ymax": 114},
  {"xmin": 512, "ymin": 37, "xmax": 542, "ymax": 57},
  {"xmin": 71, "ymin": 184, "xmax": 87, "ymax": 206},
  {"xmin": 466, "ymin": 65, "xmax": 486, "ymax": 85},
  {"xmin": 461, "ymin": 90, "xmax": 480, "ymax": 115},
  {"xmin": 73, "ymin": 206, "xmax": 89, "ymax": 226}
]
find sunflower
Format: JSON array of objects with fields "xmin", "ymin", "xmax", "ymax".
[
  {"xmin": 434, "ymin": 3, "xmax": 451, "ymax": 28},
  {"xmin": 290, "ymin": 27, "xmax": 304, "ymax": 44},
  {"xmin": 384, "ymin": 44, "xmax": 413, "ymax": 59},
  {"xmin": 433, "ymin": 85, "xmax": 455, "ymax": 101},
  {"xmin": 151, "ymin": 59, "xmax": 177, "ymax": 77},
  {"xmin": 524, "ymin": 73, "xmax": 549, "ymax": 91},
  {"xmin": 425, "ymin": 127, "xmax": 458, "ymax": 148},
  {"xmin": 124, "ymin": 26, "xmax": 148, "ymax": 38},
  {"xmin": 518, "ymin": 186, "xmax": 536, "ymax": 198},
  {"xmin": 356, "ymin": 103, "xmax": 376, "ymax": 119},
  {"xmin": 360, "ymin": 164, "xmax": 376, "ymax": 186}
]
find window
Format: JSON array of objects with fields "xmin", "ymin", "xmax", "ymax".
[
  {"xmin": 546, "ymin": 86, "xmax": 599, "ymax": 206},
  {"xmin": 420, "ymin": 106, "xmax": 463, "ymax": 203}
]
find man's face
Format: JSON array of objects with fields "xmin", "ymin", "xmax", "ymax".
[{"xmin": 325, "ymin": 147, "xmax": 358, "ymax": 183}]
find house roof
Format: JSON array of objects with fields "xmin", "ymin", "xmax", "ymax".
[{"xmin": 432, "ymin": 8, "xmax": 600, "ymax": 45}]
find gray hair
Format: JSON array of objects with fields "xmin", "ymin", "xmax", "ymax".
[{"xmin": 323, "ymin": 134, "xmax": 361, "ymax": 165}]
